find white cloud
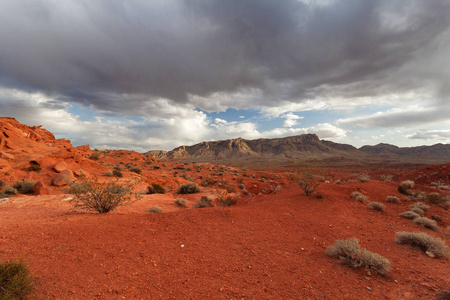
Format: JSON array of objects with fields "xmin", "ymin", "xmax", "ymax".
[
  {"xmin": 282, "ymin": 112, "xmax": 303, "ymax": 127},
  {"xmin": 407, "ymin": 130, "xmax": 450, "ymax": 141}
]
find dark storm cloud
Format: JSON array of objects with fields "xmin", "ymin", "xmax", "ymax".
[{"xmin": 0, "ymin": 0, "xmax": 449, "ymax": 113}]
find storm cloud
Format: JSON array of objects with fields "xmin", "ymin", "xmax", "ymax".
[{"xmin": 1, "ymin": 0, "xmax": 449, "ymax": 115}]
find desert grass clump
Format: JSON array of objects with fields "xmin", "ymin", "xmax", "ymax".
[
  {"xmin": 147, "ymin": 205, "xmax": 163, "ymax": 213},
  {"xmin": 351, "ymin": 191, "xmax": 363, "ymax": 198},
  {"xmin": 409, "ymin": 202, "xmax": 429, "ymax": 212},
  {"xmin": 216, "ymin": 194, "xmax": 237, "ymax": 207},
  {"xmin": 0, "ymin": 259, "xmax": 34, "ymax": 300},
  {"xmin": 395, "ymin": 232, "xmax": 449, "ymax": 258},
  {"xmin": 409, "ymin": 207, "xmax": 424, "ymax": 215},
  {"xmin": 368, "ymin": 202, "xmax": 386, "ymax": 211},
  {"xmin": 385, "ymin": 196, "xmax": 400, "ymax": 203},
  {"xmin": 173, "ymin": 198, "xmax": 188, "ymax": 208},
  {"xmin": 400, "ymin": 180, "xmax": 415, "ymax": 189},
  {"xmin": 177, "ymin": 183, "xmax": 201, "ymax": 194},
  {"xmin": 147, "ymin": 183, "xmax": 166, "ymax": 194},
  {"xmin": 400, "ymin": 211, "xmax": 420, "ymax": 219},
  {"xmin": 426, "ymin": 192, "xmax": 442, "ymax": 204},
  {"xmin": 193, "ymin": 196, "xmax": 213, "ymax": 208},
  {"xmin": 325, "ymin": 238, "xmax": 391, "ymax": 275},
  {"xmin": 413, "ymin": 217, "xmax": 440, "ymax": 231},
  {"xmin": 294, "ymin": 160, "xmax": 322, "ymax": 196},
  {"xmin": 130, "ymin": 168, "xmax": 142, "ymax": 174},
  {"xmin": 14, "ymin": 181, "xmax": 35, "ymax": 194},
  {"xmin": 27, "ymin": 163, "xmax": 42, "ymax": 173},
  {"xmin": 357, "ymin": 174, "xmax": 370, "ymax": 182},
  {"xmin": 104, "ymin": 170, "xmax": 114, "ymax": 177},
  {"xmin": 69, "ymin": 175, "xmax": 141, "ymax": 213}
]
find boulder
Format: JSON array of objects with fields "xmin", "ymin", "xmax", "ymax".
[
  {"xmin": 52, "ymin": 169, "xmax": 74, "ymax": 186},
  {"xmin": 34, "ymin": 181, "xmax": 50, "ymax": 195},
  {"xmin": 53, "ymin": 161, "xmax": 68, "ymax": 173}
]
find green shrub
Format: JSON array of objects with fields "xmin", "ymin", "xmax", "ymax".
[
  {"xmin": 413, "ymin": 217, "xmax": 440, "ymax": 231},
  {"xmin": 69, "ymin": 176, "xmax": 140, "ymax": 213},
  {"xmin": 177, "ymin": 183, "xmax": 201, "ymax": 194},
  {"xmin": 0, "ymin": 259, "xmax": 34, "ymax": 300},
  {"xmin": 400, "ymin": 211, "xmax": 420, "ymax": 219},
  {"xmin": 368, "ymin": 202, "xmax": 385, "ymax": 211},
  {"xmin": 325, "ymin": 238, "xmax": 391, "ymax": 275},
  {"xmin": 395, "ymin": 232, "xmax": 449, "ymax": 258},
  {"xmin": 147, "ymin": 206, "xmax": 163, "ymax": 213},
  {"xmin": 147, "ymin": 183, "xmax": 166, "ymax": 194},
  {"xmin": 386, "ymin": 196, "xmax": 400, "ymax": 203},
  {"xmin": 193, "ymin": 196, "xmax": 213, "ymax": 208},
  {"xmin": 173, "ymin": 198, "xmax": 188, "ymax": 208},
  {"xmin": 27, "ymin": 164, "xmax": 41, "ymax": 173},
  {"xmin": 14, "ymin": 181, "xmax": 35, "ymax": 194}
]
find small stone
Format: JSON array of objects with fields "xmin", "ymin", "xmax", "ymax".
[
  {"xmin": 366, "ymin": 287, "xmax": 371, "ymax": 291},
  {"xmin": 425, "ymin": 251, "xmax": 435, "ymax": 258},
  {"xmin": 366, "ymin": 271, "xmax": 371, "ymax": 276},
  {"xmin": 180, "ymin": 244, "xmax": 185, "ymax": 248}
]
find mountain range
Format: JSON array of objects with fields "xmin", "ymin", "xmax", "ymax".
[{"xmin": 146, "ymin": 134, "xmax": 450, "ymax": 167}]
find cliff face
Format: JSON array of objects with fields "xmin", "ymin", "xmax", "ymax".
[{"xmin": 145, "ymin": 134, "xmax": 362, "ymax": 161}]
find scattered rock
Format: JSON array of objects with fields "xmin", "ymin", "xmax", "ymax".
[
  {"xmin": 52, "ymin": 169, "xmax": 75, "ymax": 186},
  {"xmin": 425, "ymin": 251, "xmax": 435, "ymax": 258},
  {"xmin": 53, "ymin": 162, "xmax": 68, "ymax": 173},
  {"xmin": 34, "ymin": 181, "xmax": 50, "ymax": 195},
  {"xmin": 0, "ymin": 198, "xmax": 11, "ymax": 204}
]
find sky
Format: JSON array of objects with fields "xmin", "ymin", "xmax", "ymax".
[{"xmin": 1, "ymin": 0, "xmax": 450, "ymax": 152}]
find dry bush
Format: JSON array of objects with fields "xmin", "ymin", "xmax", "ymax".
[
  {"xmin": 410, "ymin": 202, "xmax": 430, "ymax": 212},
  {"xmin": 173, "ymin": 198, "xmax": 188, "ymax": 208},
  {"xmin": 177, "ymin": 183, "xmax": 201, "ymax": 194},
  {"xmin": 395, "ymin": 232, "xmax": 449, "ymax": 258},
  {"xmin": 351, "ymin": 191, "xmax": 368, "ymax": 203},
  {"xmin": 69, "ymin": 176, "xmax": 141, "ymax": 213},
  {"xmin": 426, "ymin": 192, "xmax": 443, "ymax": 204},
  {"xmin": 13, "ymin": 181, "xmax": 35, "ymax": 194},
  {"xmin": 357, "ymin": 174, "xmax": 370, "ymax": 182},
  {"xmin": 294, "ymin": 160, "xmax": 322, "ymax": 196},
  {"xmin": 147, "ymin": 183, "xmax": 166, "ymax": 194},
  {"xmin": 193, "ymin": 196, "xmax": 213, "ymax": 208},
  {"xmin": 325, "ymin": 238, "xmax": 391, "ymax": 275},
  {"xmin": 216, "ymin": 194, "xmax": 237, "ymax": 207},
  {"xmin": 2, "ymin": 185, "xmax": 18, "ymax": 196},
  {"xmin": 400, "ymin": 211, "xmax": 420, "ymax": 219},
  {"xmin": 400, "ymin": 180, "xmax": 415, "ymax": 188},
  {"xmin": 351, "ymin": 191, "xmax": 362, "ymax": 198},
  {"xmin": 413, "ymin": 217, "xmax": 440, "ymax": 231},
  {"xmin": 104, "ymin": 170, "xmax": 113, "ymax": 177},
  {"xmin": 409, "ymin": 207, "xmax": 425, "ymax": 215},
  {"xmin": 368, "ymin": 202, "xmax": 385, "ymax": 211},
  {"xmin": 385, "ymin": 196, "xmax": 400, "ymax": 203},
  {"xmin": 147, "ymin": 206, "xmax": 163, "ymax": 213},
  {"xmin": 0, "ymin": 259, "xmax": 34, "ymax": 300}
]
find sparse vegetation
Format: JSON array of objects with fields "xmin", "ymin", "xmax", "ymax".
[
  {"xmin": 409, "ymin": 207, "xmax": 425, "ymax": 215},
  {"xmin": 130, "ymin": 168, "xmax": 142, "ymax": 174},
  {"xmin": 177, "ymin": 183, "xmax": 201, "ymax": 194},
  {"xmin": 147, "ymin": 206, "xmax": 163, "ymax": 213},
  {"xmin": 173, "ymin": 198, "xmax": 188, "ymax": 208},
  {"xmin": 69, "ymin": 175, "xmax": 141, "ymax": 213},
  {"xmin": 426, "ymin": 192, "xmax": 442, "ymax": 204},
  {"xmin": 193, "ymin": 196, "xmax": 213, "ymax": 208},
  {"xmin": 357, "ymin": 174, "xmax": 370, "ymax": 182},
  {"xmin": 368, "ymin": 202, "xmax": 385, "ymax": 211},
  {"xmin": 104, "ymin": 170, "xmax": 114, "ymax": 177},
  {"xmin": 325, "ymin": 238, "xmax": 391, "ymax": 275},
  {"xmin": 385, "ymin": 196, "xmax": 400, "ymax": 203},
  {"xmin": 352, "ymin": 192, "xmax": 368, "ymax": 203},
  {"xmin": 400, "ymin": 180, "xmax": 415, "ymax": 189},
  {"xmin": 28, "ymin": 163, "xmax": 41, "ymax": 173},
  {"xmin": 395, "ymin": 232, "xmax": 449, "ymax": 258},
  {"xmin": 0, "ymin": 259, "xmax": 34, "ymax": 300},
  {"xmin": 294, "ymin": 160, "xmax": 322, "ymax": 196},
  {"xmin": 14, "ymin": 181, "xmax": 35, "ymax": 194},
  {"xmin": 409, "ymin": 202, "xmax": 429, "ymax": 212},
  {"xmin": 400, "ymin": 211, "xmax": 420, "ymax": 219},
  {"xmin": 147, "ymin": 183, "xmax": 166, "ymax": 194},
  {"xmin": 413, "ymin": 217, "xmax": 440, "ymax": 231},
  {"xmin": 112, "ymin": 170, "xmax": 123, "ymax": 178},
  {"xmin": 3, "ymin": 185, "xmax": 18, "ymax": 196},
  {"xmin": 216, "ymin": 194, "xmax": 237, "ymax": 207}
]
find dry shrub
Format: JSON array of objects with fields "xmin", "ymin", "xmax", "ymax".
[
  {"xmin": 216, "ymin": 194, "xmax": 237, "ymax": 207},
  {"xmin": 426, "ymin": 192, "xmax": 442, "ymax": 204},
  {"xmin": 351, "ymin": 191, "xmax": 362, "ymax": 198},
  {"xmin": 177, "ymin": 183, "xmax": 201, "ymax": 194},
  {"xmin": 358, "ymin": 174, "xmax": 370, "ymax": 182},
  {"xmin": 409, "ymin": 207, "xmax": 424, "ymax": 215},
  {"xmin": 294, "ymin": 160, "xmax": 322, "ymax": 196},
  {"xmin": 368, "ymin": 202, "xmax": 385, "ymax": 211},
  {"xmin": 173, "ymin": 198, "xmax": 188, "ymax": 208},
  {"xmin": 3, "ymin": 185, "xmax": 18, "ymax": 196},
  {"xmin": 400, "ymin": 211, "xmax": 420, "ymax": 219},
  {"xmin": 410, "ymin": 202, "xmax": 429, "ymax": 212},
  {"xmin": 413, "ymin": 217, "xmax": 440, "ymax": 232},
  {"xmin": 325, "ymin": 238, "xmax": 391, "ymax": 275},
  {"xmin": 69, "ymin": 175, "xmax": 141, "ymax": 213},
  {"xmin": 147, "ymin": 183, "xmax": 166, "ymax": 194},
  {"xmin": 147, "ymin": 206, "xmax": 163, "ymax": 213},
  {"xmin": 0, "ymin": 259, "xmax": 34, "ymax": 300},
  {"xmin": 14, "ymin": 181, "xmax": 35, "ymax": 194},
  {"xmin": 193, "ymin": 196, "xmax": 213, "ymax": 208},
  {"xmin": 400, "ymin": 180, "xmax": 415, "ymax": 188},
  {"xmin": 395, "ymin": 232, "xmax": 449, "ymax": 258},
  {"xmin": 385, "ymin": 196, "xmax": 400, "ymax": 203}
]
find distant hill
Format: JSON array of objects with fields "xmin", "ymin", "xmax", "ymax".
[
  {"xmin": 359, "ymin": 143, "xmax": 450, "ymax": 158},
  {"xmin": 146, "ymin": 135, "xmax": 450, "ymax": 167}
]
